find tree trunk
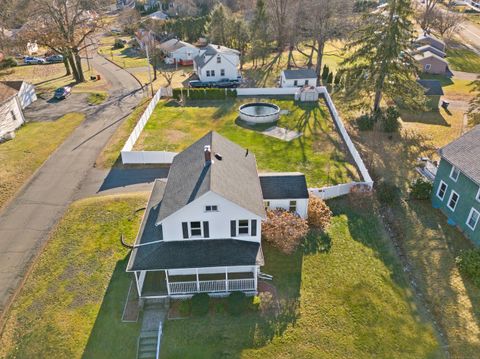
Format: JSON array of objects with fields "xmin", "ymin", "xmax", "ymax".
[
  {"xmin": 62, "ymin": 53, "xmax": 71, "ymax": 76},
  {"xmin": 287, "ymin": 45, "xmax": 294, "ymax": 69},
  {"xmin": 74, "ymin": 50, "xmax": 85, "ymax": 83},
  {"xmin": 315, "ymin": 39, "xmax": 325, "ymax": 82},
  {"xmin": 67, "ymin": 52, "xmax": 80, "ymax": 82},
  {"xmin": 373, "ymin": 63, "xmax": 388, "ymax": 112}
]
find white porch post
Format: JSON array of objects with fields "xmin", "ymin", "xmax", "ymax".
[
  {"xmin": 225, "ymin": 266, "xmax": 229, "ymax": 292},
  {"xmin": 254, "ymin": 266, "xmax": 258, "ymax": 292},
  {"xmin": 165, "ymin": 270, "xmax": 171, "ymax": 296},
  {"xmin": 195, "ymin": 268, "xmax": 200, "ymax": 292},
  {"xmin": 134, "ymin": 271, "xmax": 142, "ymax": 297}
]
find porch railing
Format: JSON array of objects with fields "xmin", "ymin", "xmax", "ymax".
[{"xmin": 169, "ymin": 278, "xmax": 255, "ymax": 295}]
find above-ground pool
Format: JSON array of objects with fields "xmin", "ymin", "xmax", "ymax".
[{"xmin": 238, "ymin": 102, "xmax": 281, "ymax": 124}]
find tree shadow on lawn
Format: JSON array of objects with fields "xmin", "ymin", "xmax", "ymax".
[
  {"xmin": 82, "ymin": 257, "xmax": 140, "ymax": 359},
  {"xmin": 161, "ymin": 244, "xmax": 303, "ymax": 359},
  {"xmin": 400, "ymin": 109, "xmax": 451, "ymax": 127}
]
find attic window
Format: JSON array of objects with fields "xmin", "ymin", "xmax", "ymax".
[
  {"xmin": 217, "ymin": 55, "xmax": 221, "ymax": 63},
  {"xmin": 205, "ymin": 205, "xmax": 218, "ymax": 212}
]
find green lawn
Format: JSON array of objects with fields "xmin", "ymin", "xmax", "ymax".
[
  {"xmin": 87, "ymin": 91, "xmax": 109, "ymax": 105},
  {"xmin": 98, "ymin": 36, "xmax": 150, "ymax": 69},
  {"xmin": 0, "ymin": 193, "xmax": 147, "ymax": 359},
  {"xmin": 133, "ymin": 98, "xmax": 359, "ymax": 187},
  {"xmin": 447, "ymin": 48, "xmax": 480, "ymax": 73},
  {"xmin": 0, "ymin": 113, "xmax": 84, "ymax": 210},
  {"xmin": 160, "ymin": 198, "xmax": 442, "ymax": 359},
  {"xmin": 95, "ymin": 98, "xmax": 150, "ymax": 168}
]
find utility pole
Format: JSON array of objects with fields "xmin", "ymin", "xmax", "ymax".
[{"xmin": 144, "ymin": 33, "xmax": 154, "ymax": 97}]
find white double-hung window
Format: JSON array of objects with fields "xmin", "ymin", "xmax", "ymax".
[
  {"xmin": 450, "ymin": 166, "xmax": 460, "ymax": 182},
  {"xmin": 466, "ymin": 208, "xmax": 480, "ymax": 231},
  {"xmin": 447, "ymin": 190, "xmax": 460, "ymax": 211},
  {"xmin": 436, "ymin": 181, "xmax": 448, "ymax": 200}
]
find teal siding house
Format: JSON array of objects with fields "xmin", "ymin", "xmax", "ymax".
[{"xmin": 432, "ymin": 126, "xmax": 480, "ymax": 246}]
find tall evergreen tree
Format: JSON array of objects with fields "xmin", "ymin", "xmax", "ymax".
[
  {"xmin": 341, "ymin": 0, "xmax": 425, "ymax": 112},
  {"xmin": 206, "ymin": 3, "xmax": 228, "ymax": 45},
  {"xmin": 250, "ymin": 0, "xmax": 270, "ymax": 66}
]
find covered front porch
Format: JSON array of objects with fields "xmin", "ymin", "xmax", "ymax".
[{"xmin": 134, "ymin": 265, "xmax": 258, "ymax": 298}]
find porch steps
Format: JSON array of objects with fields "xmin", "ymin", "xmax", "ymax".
[{"xmin": 137, "ymin": 330, "xmax": 158, "ymax": 359}]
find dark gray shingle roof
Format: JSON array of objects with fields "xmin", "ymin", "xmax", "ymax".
[
  {"xmin": 439, "ymin": 125, "xmax": 480, "ymax": 185},
  {"xmin": 134, "ymin": 179, "xmax": 166, "ymax": 246},
  {"xmin": 127, "ymin": 239, "xmax": 262, "ymax": 270},
  {"xmin": 417, "ymin": 79, "xmax": 444, "ymax": 96},
  {"xmin": 282, "ymin": 69, "xmax": 317, "ymax": 80},
  {"xmin": 259, "ymin": 172, "xmax": 309, "ymax": 199},
  {"xmin": 156, "ymin": 131, "xmax": 265, "ymax": 223}
]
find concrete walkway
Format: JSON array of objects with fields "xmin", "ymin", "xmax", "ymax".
[
  {"xmin": 0, "ymin": 52, "xmax": 144, "ymax": 320},
  {"xmin": 450, "ymin": 70, "xmax": 478, "ymax": 82}
]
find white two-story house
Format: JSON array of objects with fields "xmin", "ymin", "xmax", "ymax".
[
  {"xmin": 127, "ymin": 131, "xmax": 309, "ymax": 299},
  {"xmin": 193, "ymin": 44, "xmax": 241, "ymax": 82}
]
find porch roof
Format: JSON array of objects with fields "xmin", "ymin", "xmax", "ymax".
[{"xmin": 127, "ymin": 239, "xmax": 263, "ymax": 271}]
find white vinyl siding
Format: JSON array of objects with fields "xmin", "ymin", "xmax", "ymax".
[
  {"xmin": 447, "ymin": 190, "xmax": 460, "ymax": 211},
  {"xmin": 466, "ymin": 208, "xmax": 480, "ymax": 231},
  {"xmin": 436, "ymin": 180, "xmax": 448, "ymax": 200}
]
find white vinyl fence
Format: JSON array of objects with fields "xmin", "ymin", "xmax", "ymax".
[
  {"xmin": 121, "ymin": 87, "xmax": 177, "ymax": 164},
  {"xmin": 120, "ymin": 86, "xmax": 373, "ymax": 199}
]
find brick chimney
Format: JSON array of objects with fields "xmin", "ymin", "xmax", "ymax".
[{"xmin": 204, "ymin": 145, "xmax": 212, "ymax": 164}]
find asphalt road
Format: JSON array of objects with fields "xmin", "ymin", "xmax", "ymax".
[{"xmin": 0, "ymin": 52, "xmax": 144, "ymax": 320}]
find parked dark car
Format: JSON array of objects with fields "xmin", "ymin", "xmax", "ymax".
[
  {"xmin": 54, "ymin": 86, "xmax": 72, "ymax": 99},
  {"xmin": 215, "ymin": 79, "xmax": 240, "ymax": 88},
  {"xmin": 188, "ymin": 80, "xmax": 213, "ymax": 88},
  {"xmin": 46, "ymin": 54, "xmax": 64, "ymax": 63}
]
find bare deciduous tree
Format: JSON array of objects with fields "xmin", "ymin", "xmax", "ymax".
[{"xmin": 430, "ymin": 8, "xmax": 465, "ymax": 38}]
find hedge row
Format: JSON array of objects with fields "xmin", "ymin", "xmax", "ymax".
[{"xmin": 172, "ymin": 88, "xmax": 237, "ymax": 100}]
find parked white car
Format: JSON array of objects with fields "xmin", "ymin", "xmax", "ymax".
[{"xmin": 24, "ymin": 57, "xmax": 46, "ymax": 65}]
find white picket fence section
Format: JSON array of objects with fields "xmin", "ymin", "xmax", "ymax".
[
  {"xmin": 119, "ymin": 85, "xmax": 373, "ymax": 198},
  {"xmin": 120, "ymin": 87, "xmax": 176, "ymax": 164}
]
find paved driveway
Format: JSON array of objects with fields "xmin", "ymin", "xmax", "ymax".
[
  {"xmin": 24, "ymin": 93, "xmax": 90, "ymax": 122},
  {"xmin": 0, "ymin": 51, "xmax": 144, "ymax": 321}
]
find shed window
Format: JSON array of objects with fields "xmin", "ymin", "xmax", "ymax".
[
  {"xmin": 238, "ymin": 220, "xmax": 249, "ymax": 235},
  {"xmin": 436, "ymin": 180, "xmax": 448, "ymax": 200},
  {"xmin": 450, "ymin": 166, "xmax": 460, "ymax": 182},
  {"xmin": 447, "ymin": 191, "xmax": 459, "ymax": 211},
  {"xmin": 294, "ymin": 80, "xmax": 298, "ymax": 86},
  {"xmin": 190, "ymin": 221, "xmax": 202, "ymax": 237},
  {"xmin": 10, "ymin": 110, "xmax": 17, "ymax": 122},
  {"xmin": 425, "ymin": 64, "xmax": 431, "ymax": 70},
  {"xmin": 289, "ymin": 200, "xmax": 297, "ymax": 212},
  {"xmin": 466, "ymin": 208, "xmax": 480, "ymax": 230}
]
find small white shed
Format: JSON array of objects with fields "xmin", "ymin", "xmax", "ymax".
[
  {"xmin": 0, "ymin": 83, "xmax": 25, "ymax": 139},
  {"xmin": 2, "ymin": 81, "xmax": 37, "ymax": 109},
  {"xmin": 280, "ymin": 69, "xmax": 317, "ymax": 88}
]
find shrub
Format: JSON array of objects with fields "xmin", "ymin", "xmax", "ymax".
[
  {"xmin": 382, "ymin": 106, "xmax": 401, "ymax": 133},
  {"xmin": 456, "ymin": 249, "xmax": 480, "ymax": 287},
  {"xmin": 251, "ymin": 295, "xmax": 261, "ymax": 311},
  {"xmin": 0, "ymin": 57, "xmax": 18, "ymax": 70},
  {"xmin": 321, "ymin": 64, "xmax": 330, "ymax": 81},
  {"xmin": 172, "ymin": 88, "xmax": 237, "ymax": 100},
  {"xmin": 262, "ymin": 209, "xmax": 309, "ymax": 254},
  {"xmin": 227, "ymin": 291, "xmax": 247, "ymax": 316},
  {"xmin": 356, "ymin": 114, "xmax": 375, "ymax": 131},
  {"xmin": 178, "ymin": 299, "xmax": 191, "ymax": 316},
  {"xmin": 191, "ymin": 293, "xmax": 210, "ymax": 316},
  {"xmin": 409, "ymin": 178, "xmax": 433, "ymax": 200},
  {"xmin": 327, "ymin": 72, "xmax": 334, "ymax": 84},
  {"xmin": 376, "ymin": 181, "xmax": 399, "ymax": 205},
  {"xmin": 113, "ymin": 38, "xmax": 126, "ymax": 49},
  {"xmin": 308, "ymin": 195, "xmax": 332, "ymax": 231}
]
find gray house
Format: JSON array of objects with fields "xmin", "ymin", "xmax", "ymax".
[
  {"xmin": 413, "ymin": 44, "xmax": 446, "ymax": 59},
  {"xmin": 432, "ymin": 126, "xmax": 480, "ymax": 246},
  {"xmin": 414, "ymin": 51, "xmax": 448, "ymax": 74},
  {"xmin": 415, "ymin": 33, "xmax": 446, "ymax": 53}
]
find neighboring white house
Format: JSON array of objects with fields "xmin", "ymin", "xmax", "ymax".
[
  {"xmin": 193, "ymin": 44, "xmax": 241, "ymax": 82},
  {"xmin": 127, "ymin": 131, "xmax": 309, "ymax": 299},
  {"xmin": 2, "ymin": 81, "xmax": 37, "ymax": 109},
  {"xmin": 280, "ymin": 69, "xmax": 317, "ymax": 88},
  {"xmin": 158, "ymin": 39, "xmax": 201, "ymax": 65},
  {"xmin": 0, "ymin": 83, "xmax": 25, "ymax": 140}
]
